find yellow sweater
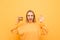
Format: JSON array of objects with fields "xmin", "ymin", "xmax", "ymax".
[{"xmin": 18, "ymin": 23, "xmax": 41, "ymax": 40}]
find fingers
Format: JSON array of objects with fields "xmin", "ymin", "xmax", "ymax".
[{"xmin": 39, "ymin": 15, "xmax": 44, "ymax": 23}]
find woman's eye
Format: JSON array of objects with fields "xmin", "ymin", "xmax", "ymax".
[
  {"xmin": 31, "ymin": 15, "xmax": 33, "ymax": 16},
  {"xmin": 27, "ymin": 15, "xmax": 33, "ymax": 16},
  {"xmin": 27, "ymin": 15, "xmax": 30, "ymax": 16}
]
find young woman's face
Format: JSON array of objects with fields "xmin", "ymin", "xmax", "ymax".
[{"xmin": 27, "ymin": 12, "xmax": 34, "ymax": 23}]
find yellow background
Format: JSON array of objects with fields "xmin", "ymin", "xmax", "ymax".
[{"xmin": 0, "ymin": 0, "xmax": 60, "ymax": 40}]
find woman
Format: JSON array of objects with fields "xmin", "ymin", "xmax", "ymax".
[{"xmin": 11, "ymin": 10, "xmax": 48, "ymax": 40}]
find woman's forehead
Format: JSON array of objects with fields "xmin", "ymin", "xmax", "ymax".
[{"xmin": 27, "ymin": 12, "xmax": 34, "ymax": 15}]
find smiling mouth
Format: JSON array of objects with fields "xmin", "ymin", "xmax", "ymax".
[{"xmin": 29, "ymin": 18, "xmax": 33, "ymax": 20}]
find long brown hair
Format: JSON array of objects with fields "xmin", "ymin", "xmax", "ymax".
[{"xmin": 26, "ymin": 10, "xmax": 36, "ymax": 22}]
